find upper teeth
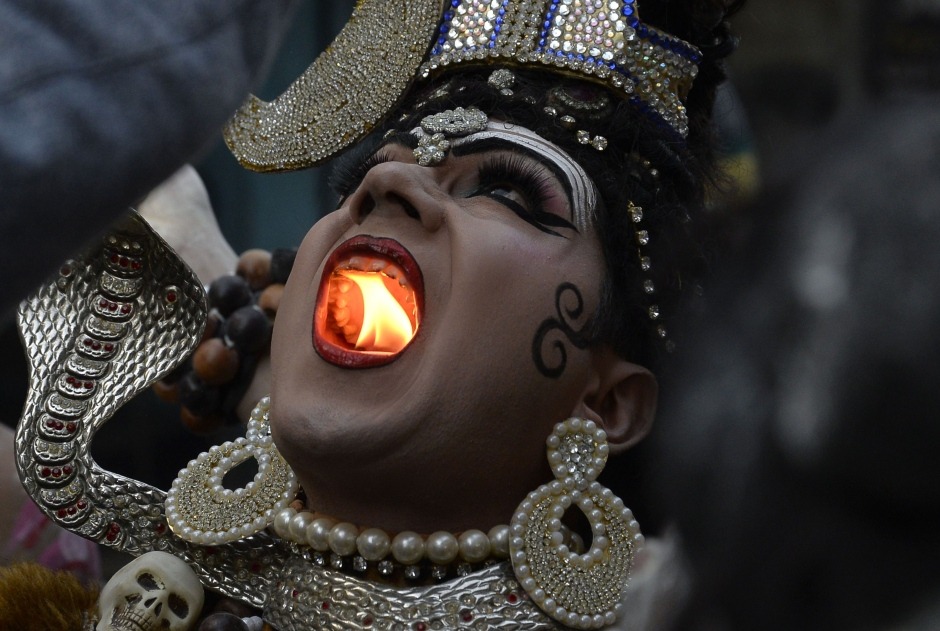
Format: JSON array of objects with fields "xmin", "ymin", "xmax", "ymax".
[{"xmin": 337, "ymin": 255, "xmax": 409, "ymax": 289}]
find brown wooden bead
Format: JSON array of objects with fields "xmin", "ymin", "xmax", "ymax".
[
  {"xmin": 236, "ymin": 249, "xmax": 272, "ymax": 291},
  {"xmin": 151, "ymin": 380, "xmax": 179, "ymax": 403},
  {"xmin": 192, "ymin": 338, "xmax": 240, "ymax": 386},
  {"xmin": 258, "ymin": 283, "xmax": 284, "ymax": 318},
  {"xmin": 200, "ymin": 311, "xmax": 222, "ymax": 344},
  {"xmin": 180, "ymin": 406, "xmax": 225, "ymax": 434}
]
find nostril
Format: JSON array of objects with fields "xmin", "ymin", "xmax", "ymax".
[
  {"xmin": 356, "ymin": 196, "xmax": 376, "ymax": 223},
  {"xmin": 388, "ymin": 193, "xmax": 420, "ymax": 221}
]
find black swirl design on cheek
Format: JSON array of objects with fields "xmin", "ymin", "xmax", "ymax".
[{"xmin": 532, "ymin": 282, "xmax": 591, "ymax": 379}]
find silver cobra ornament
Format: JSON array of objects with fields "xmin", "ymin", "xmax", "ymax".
[{"xmin": 15, "ymin": 211, "xmax": 288, "ymax": 608}]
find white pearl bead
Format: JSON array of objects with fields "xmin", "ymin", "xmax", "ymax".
[
  {"xmin": 488, "ymin": 525, "xmax": 510, "ymax": 558},
  {"xmin": 288, "ymin": 512, "xmax": 312, "ymax": 543},
  {"xmin": 328, "ymin": 522, "xmax": 359, "ymax": 556},
  {"xmin": 391, "ymin": 531, "xmax": 425, "ymax": 565},
  {"xmin": 305, "ymin": 517, "xmax": 335, "ymax": 552},
  {"xmin": 425, "ymin": 531, "xmax": 458, "ymax": 565},
  {"xmin": 457, "ymin": 529, "xmax": 490, "ymax": 563},
  {"xmin": 272, "ymin": 508, "xmax": 294, "ymax": 538},
  {"xmin": 357, "ymin": 528, "xmax": 391, "ymax": 562}
]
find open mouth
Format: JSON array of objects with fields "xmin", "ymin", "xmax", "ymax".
[{"xmin": 313, "ymin": 236, "xmax": 423, "ymax": 368}]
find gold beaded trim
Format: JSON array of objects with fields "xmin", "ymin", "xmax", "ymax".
[
  {"xmin": 224, "ymin": 0, "xmax": 701, "ymax": 172},
  {"xmin": 223, "ymin": 0, "xmax": 442, "ymax": 172}
]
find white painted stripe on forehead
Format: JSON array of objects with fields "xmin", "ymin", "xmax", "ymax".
[{"xmin": 453, "ymin": 122, "xmax": 597, "ymax": 232}]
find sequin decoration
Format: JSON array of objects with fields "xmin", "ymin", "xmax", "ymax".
[
  {"xmin": 509, "ymin": 418, "xmax": 643, "ymax": 629},
  {"xmin": 412, "ymin": 106, "xmax": 489, "ymax": 165},
  {"xmin": 224, "ymin": 0, "xmax": 443, "ymax": 171},
  {"xmin": 226, "ymin": 0, "xmax": 701, "ymax": 173},
  {"xmin": 423, "ymin": 0, "xmax": 701, "ymax": 137}
]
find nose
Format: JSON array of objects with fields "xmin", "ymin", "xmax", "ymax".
[{"xmin": 345, "ymin": 160, "xmax": 445, "ymax": 233}]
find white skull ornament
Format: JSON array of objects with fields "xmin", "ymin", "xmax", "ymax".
[{"xmin": 97, "ymin": 551, "xmax": 205, "ymax": 631}]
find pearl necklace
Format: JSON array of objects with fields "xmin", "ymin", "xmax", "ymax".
[{"xmin": 271, "ymin": 506, "xmax": 583, "ymax": 581}]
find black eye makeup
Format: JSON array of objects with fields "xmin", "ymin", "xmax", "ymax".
[{"xmin": 469, "ymin": 154, "xmax": 577, "ymax": 237}]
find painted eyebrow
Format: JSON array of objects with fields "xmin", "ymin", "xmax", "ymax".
[{"xmin": 449, "ymin": 136, "xmax": 575, "ymax": 211}]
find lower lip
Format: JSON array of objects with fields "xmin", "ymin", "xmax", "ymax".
[{"xmin": 312, "ymin": 235, "xmax": 424, "ymax": 369}]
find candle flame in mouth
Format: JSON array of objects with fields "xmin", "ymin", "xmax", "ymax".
[{"xmin": 323, "ymin": 269, "xmax": 418, "ymax": 354}]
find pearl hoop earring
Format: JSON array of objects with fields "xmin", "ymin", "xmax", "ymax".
[
  {"xmin": 510, "ymin": 418, "xmax": 643, "ymax": 629},
  {"xmin": 165, "ymin": 396, "xmax": 299, "ymax": 545}
]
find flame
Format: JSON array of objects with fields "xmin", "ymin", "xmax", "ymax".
[{"xmin": 330, "ymin": 269, "xmax": 417, "ymax": 353}]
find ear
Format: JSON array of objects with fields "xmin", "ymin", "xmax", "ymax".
[{"xmin": 571, "ymin": 346, "xmax": 658, "ymax": 454}]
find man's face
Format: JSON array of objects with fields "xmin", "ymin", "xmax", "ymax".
[{"xmin": 269, "ymin": 121, "xmax": 609, "ymax": 532}]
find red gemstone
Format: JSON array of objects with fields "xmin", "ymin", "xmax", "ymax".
[
  {"xmin": 415, "ymin": 623, "xmax": 428, "ymax": 631},
  {"xmin": 105, "ymin": 532, "xmax": 117, "ymax": 542},
  {"xmin": 120, "ymin": 305, "xmax": 131, "ymax": 314},
  {"xmin": 291, "ymin": 590, "xmax": 299, "ymax": 599},
  {"xmin": 67, "ymin": 506, "xmax": 77, "ymax": 515},
  {"xmin": 54, "ymin": 421, "xmax": 64, "ymax": 430},
  {"xmin": 66, "ymin": 423, "xmax": 76, "ymax": 433},
  {"xmin": 155, "ymin": 523, "xmax": 166, "ymax": 534},
  {"xmin": 83, "ymin": 339, "xmax": 92, "ymax": 347},
  {"xmin": 363, "ymin": 616, "xmax": 374, "ymax": 627},
  {"xmin": 91, "ymin": 342, "xmax": 101, "ymax": 350},
  {"xmin": 41, "ymin": 467, "xmax": 51, "ymax": 477},
  {"xmin": 66, "ymin": 376, "xmax": 76, "ymax": 384},
  {"xmin": 119, "ymin": 257, "xmax": 129, "ymax": 267},
  {"xmin": 60, "ymin": 265, "xmax": 71, "ymax": 275},
  {"xmin": 84, "ymin": 381, "xmax": 93, "ymax": 389},
  {"xmin": 250, "ymin": 563, "xmax": 262, "ymax": 574},
  {"xmin": 108, "ymin": 302, "xmax": 117, "ymax": 311},
  {"xmin": 110, "ymin": 254, "xmax": 119, "ymax": 263},
  {"xmin": 131, "ymin": 261, "xmax": 142, "ymax": 270},
  {"xmin": 45, "ymin": 419, "xmax": 54, "ymax": 427},
  {"xmin": 104, "ymin": 343, "xmax": 114, "ymax": 352},
  {"xmin": 51, "ymin": 468, "xmax": 61, "ymax": 477},
  {"xmin": 166, "ymin": 291, "xmax": 177, "ymax": 303},
  {"xmin": 99, "ymin": 299, "xmax": 108, "ymax": 308},
  {"xmin": 321, "ymin": 602, "xmax": 330, "ymax": 610},
  {"xmin": 77, "ymin": 500, "xmax": 87, "ymax": 509},
  {"xmin": 57, "ymin": 508, "xmax": 68, "ymax": 518},
  {"xmin": 109, "ymin": 523, "xmax": 120, "ymax": 533},
  {"xmin": 460, "ymin": 610, "xmax": 473, "ymax": 622},
  {"xmin": 63, "ymin": 466, "xmax": 73, "ymax": 475},
  {"xmin": 507, "ymin": 593, "xmax": 519, "ymax": 604}
]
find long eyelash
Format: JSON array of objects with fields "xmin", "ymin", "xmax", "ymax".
[
  {"xmin": 328, "ymin": 149, "xmax": 394, "ymax": 203},
  {"xmin": 476, "ymin": 155, "xmax": 577, "ymax": 236}
]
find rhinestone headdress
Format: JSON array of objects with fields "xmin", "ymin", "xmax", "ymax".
[{"xmin": 224, "ymin": 0, "xmax": 701, "ymax": 172}]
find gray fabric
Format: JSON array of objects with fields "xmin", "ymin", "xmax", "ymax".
[{"xmin": 0, "ymin": 0, "xmax": 299, "ymax": 312}]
